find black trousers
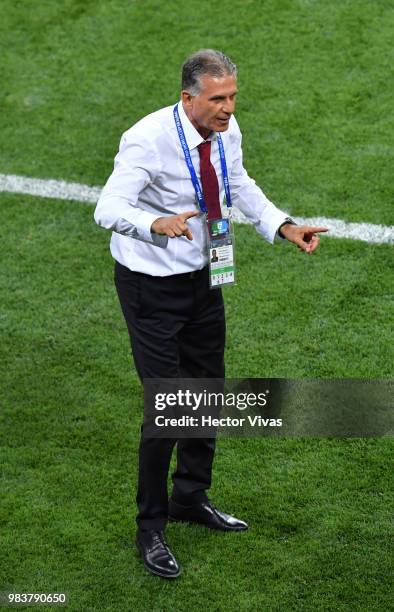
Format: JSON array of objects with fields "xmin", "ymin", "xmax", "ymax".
[{"xmin": 114, "ymin": 261, "xmax": 226, "ymax": 530}]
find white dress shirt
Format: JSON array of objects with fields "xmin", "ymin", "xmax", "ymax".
[{"xmin": 94, "ymin": 102, "xmax": 290, "ymax": 276}]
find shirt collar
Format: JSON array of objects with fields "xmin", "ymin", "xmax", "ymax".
[{"xmin": 177, "ymin": 101, "xmax": 217, "ymax": 150}]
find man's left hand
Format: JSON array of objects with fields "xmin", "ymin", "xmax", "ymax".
[{"xmin": 280, "ymin": 224, "xmax": 329, "ymax": 254}]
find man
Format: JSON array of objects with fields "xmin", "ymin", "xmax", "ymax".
[
  {"xmin": 210, "ymin": 248, "xmax": 219, "ymax": 263},
  {"xmin": 94, "ymin": 49, "xmax": 328, "ymax": 579}
]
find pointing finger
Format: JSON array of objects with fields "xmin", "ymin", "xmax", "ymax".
[
  {"xmin": 304, "ymin": 226, "xmax": 329, "ymax": 234},
  {"xmin": 180, "ymin": 210, "xmax": 200, "ymax": 221}
]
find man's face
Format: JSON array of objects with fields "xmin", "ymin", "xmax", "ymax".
[{"xmin": 182, "ymin": 74, "xmax": 238, "ymax": 137}]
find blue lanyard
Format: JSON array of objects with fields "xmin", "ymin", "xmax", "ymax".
[{"xmin": 173, "ymin": 103, "xmax": 232, "ymax": 214}]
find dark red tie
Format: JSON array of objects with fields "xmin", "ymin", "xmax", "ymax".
[{"xmin": 198, "ymin": 141, "xmax": 222, "ymax": 220}]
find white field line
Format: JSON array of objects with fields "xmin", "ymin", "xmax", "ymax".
[
  {"xmin": 1, "ymin": 173, "xmax": 392, "ymax": 245},
  {"xmin": 0, "ymin": 173, "xmax": 102, "ymax": 203}
]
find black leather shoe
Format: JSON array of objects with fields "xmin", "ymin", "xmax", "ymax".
[
  {"xmin": 136, "ymin": 529, "xmax": 181, "ymax": 578},
  {"xmin": 168, "ymin": 499, "xmax": 248, "ymax": 532}
]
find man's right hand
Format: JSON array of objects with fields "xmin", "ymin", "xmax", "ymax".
[{"xmin": 151, "ymin": 211, "xmax": 200, "ymax": 241}]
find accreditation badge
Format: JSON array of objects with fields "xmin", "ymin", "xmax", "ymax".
[{"xmin": 207, "ymin": 217, "xmax": 236, "ymax": 289}]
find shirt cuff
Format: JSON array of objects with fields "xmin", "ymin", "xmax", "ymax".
[
  {"xmin": 136, "ymin": 211, "xmax": 169, "ymax": 247},
  {"xmin": 259, "ymin": 210, "xmax": 294, "ymax": 243},
  {"xmin": 123, "ymin": 210, "xmax": 169, "ymax": 248}
]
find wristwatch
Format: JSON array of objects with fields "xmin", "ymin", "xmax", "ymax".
[{"xmin": 278, "ymin": 218, "xmax": 296, "ymax": 239}]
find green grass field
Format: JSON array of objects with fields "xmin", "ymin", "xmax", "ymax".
[{"xmin": 1, "ymin": 1, "xmax": 393, "ymax": 610}]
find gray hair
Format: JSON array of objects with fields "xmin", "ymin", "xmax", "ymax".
[{"xmin": 181, "ymin": 49, "xmax": 237, "ymax": 95}]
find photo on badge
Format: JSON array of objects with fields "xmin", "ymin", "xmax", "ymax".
[{"xmin": 207, "ymin": 218, "xmax": 236, "ymax": 289}]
